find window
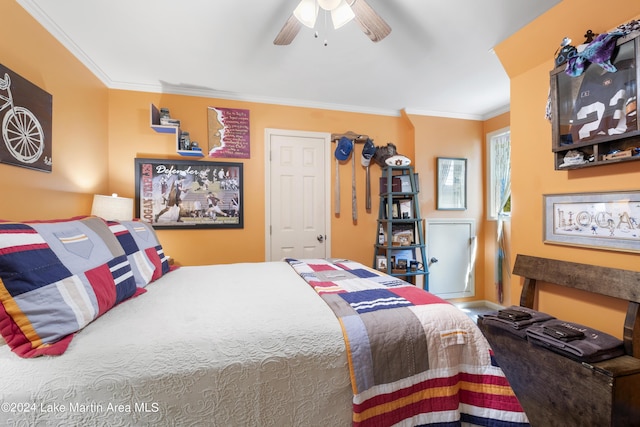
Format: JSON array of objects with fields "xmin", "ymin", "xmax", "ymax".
[{"xmin": 486, "ymin": 128, "xmax": 511, "ymax": 221}]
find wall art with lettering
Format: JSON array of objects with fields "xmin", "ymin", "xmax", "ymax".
[
  {"xmin": 543, "ymin": 191, "xmax": 640, "ymax": 253},
  {"xmin": 134, "ymin": 158, "xmax": 243, "ymax": 229},
  {"xmin": 207, "ymin": 107, "xmax": 250, "ymax": 158}
]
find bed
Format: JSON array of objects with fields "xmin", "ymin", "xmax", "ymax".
[{"xmin": 0, "ymin": 216, "xmax": 528, "ymax": 426}]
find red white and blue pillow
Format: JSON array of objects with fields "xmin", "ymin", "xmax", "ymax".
[
  {"xmin": 105, "ymin": 220, "xmax": 170, "ymax": 286},
  {"xmin": 0, "ymin": 216, "xmax": 140, "ymax": 358}
]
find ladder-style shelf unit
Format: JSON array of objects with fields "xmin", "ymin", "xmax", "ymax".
[{"xmin": 373, "ymin": 165, "xmax": 429, "ymax": 290}]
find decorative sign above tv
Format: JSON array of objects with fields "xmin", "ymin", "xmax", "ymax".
[
  {"xmin": 549, "ymin": 30, "xmax": 639, "ymax": 170},
  {"xmin": 0, "ymin": 64, "xmax": 52, "ymax": 173}
]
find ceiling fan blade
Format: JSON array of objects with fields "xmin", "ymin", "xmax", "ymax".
[
  {"xmin": 274, "ymin": 14, "xmax": 302, "ymax": 45},
  {"xmin": 350, "ymin": 0, "xmax": 391, "ymax": 42}
]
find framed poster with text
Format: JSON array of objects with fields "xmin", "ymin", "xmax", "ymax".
[{"xmin": 135, "ymin": 158, "xmax": 243, "ymax": 229}]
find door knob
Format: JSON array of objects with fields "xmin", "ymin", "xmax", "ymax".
[
  {"xmin": 317, "ymin": 234, "xmax": 324, "ymax": 242},
  {"xmin": 430, "ymin": 257, "xmax": 438, "ymax": 263}
]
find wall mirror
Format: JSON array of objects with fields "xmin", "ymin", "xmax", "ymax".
[{"xmin": 436, "ymin": 157, "xmax": 467, "ymax": 210}]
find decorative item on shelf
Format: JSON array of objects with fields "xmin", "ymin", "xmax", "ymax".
[
  {"xmin": 583, "ymin": 29, "xmax": 597, "ymax": 43},
  {"xmin": 91, "ymin": 193, "xmax": 133, "ymax": 221},
  {"xmin": 372, "ymin": 142, "xmax": 397, "ymax": 167},
  {"xmin": 179, "ymin": 131, "xmax": 191, "ymax": 150},
  {"xmin": 554, "ymin": 37, "xmax": 577, "ymax": 67},
  {"xmin": 565, "ymin": 30, "xmax": 624, "ymax": 77},
  {"xmin": 149, "ymin": 104, "xmax": 203, "ymax": 158},
  {"xmin": 400, "ymin": 199, "xmax": 412, "ymax": 219},
  {"xmin": 159, "ymin": 108, "xmax": 180, "ymax": 127},
  {"xmin": 392, "ymin": 227, "xmax": 413, "ymax": 246},
  {"xmin": 397, "ymin": 234, "xmax": 411, "ymax": 247},
  {"xmin": 379, "ymin": 173, "xmax": 419, "ymax": 194},
  {"xmin": 385, "ymin": 154, "xmax": 411, "ymax": 167},
  {"xmin": 602, "ymin": 148, "xmax": 636, "ymax": 161},
  {"xmin": 558, "ymin": 150, "xmax": 588, "ymax": 168}
]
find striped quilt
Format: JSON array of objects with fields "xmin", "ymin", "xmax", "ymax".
[{"xmin": 286, "ymin": 258, "xmax": 529, "ymax": 427}]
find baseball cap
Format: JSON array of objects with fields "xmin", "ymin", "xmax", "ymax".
[
  {"xmin": 361, "ymin": 138, "xmax": 376, "ymax": 167},
  {"xmin": 335, "ymin": 136, "xmax": 353, "ymax": 161}
]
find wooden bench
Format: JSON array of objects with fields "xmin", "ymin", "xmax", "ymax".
[{"xmin": 477, "ymin": 254, "xmax": 640, "ymax": 427}]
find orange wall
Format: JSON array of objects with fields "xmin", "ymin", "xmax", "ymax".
[
  {"xmin": 107, "ymin": 90, "xmax": 415, "ymax": 266},
  {"xmin": 496, "ymin": 1, "xmax": 640, "ymax": 337},
  {"xmin": 407, "ymin": 113, "xmax": 486, "ymax": 301},
  {"xmin": 3, "ymin": 2, "xmax": 497, "ymax": 301},
  {"xmin": 0, "ymin": 1, "xmax": 109, "ymax": 220}
]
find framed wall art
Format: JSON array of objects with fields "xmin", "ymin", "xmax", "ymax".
[
  {"xmin": 436, "ymin": 157, "xmax": 467, "ymax": 210},
  {"xmin": 543, "ymin": 190, "xmax": 640, "ymax": 253},
  {"xmin": 0, "ymin": 63, "xmax": 52, "ymax": 172},
  {"xmin": 207, "ymin": 107, "xmax": 250, "ymax": 158},
  {"xmin": 134, "ymin": 158, "xmax": 243, "ymax": 229}
]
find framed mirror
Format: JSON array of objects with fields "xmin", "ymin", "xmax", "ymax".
[{"xmin": 436, "ymin": 157, "xmax": 467, "ymax": 210}]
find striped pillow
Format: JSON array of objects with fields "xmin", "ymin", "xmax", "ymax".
[
  {"xmin": 0, "ymin": 216, "xmax": 140, "ymax": 358},
  {"xmin": 106, "ymin": 220, "xmax": 170, "ymax": 284}
]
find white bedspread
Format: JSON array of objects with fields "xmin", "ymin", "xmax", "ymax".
[{"xmin": 0, "ymin": 262, "xmax": 352, "ymax": 426}]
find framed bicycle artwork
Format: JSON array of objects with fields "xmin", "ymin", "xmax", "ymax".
[
  {"xmin": 0, "ymin": 64, "xmax": 52, "ymax": 172},
  {"xmin": 134, "ymin": 158, "xmax": 243, "ymax": 229}
]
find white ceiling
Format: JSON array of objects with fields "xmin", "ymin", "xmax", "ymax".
[{"xmin": 18, "ymin": 0, "xmax": 560, "ymax": 120}]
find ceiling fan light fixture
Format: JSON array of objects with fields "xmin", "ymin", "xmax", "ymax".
[
  {"xmin": 293, "ymin": 0, "xmax": 319, "ymax": 28},
  {"xmin": 331, "ymin": 0, "xmax": 355, "ymax": 29},
  {"xmin": 318, "ymin": 0, "xmax": 342, "ymax": 10}
]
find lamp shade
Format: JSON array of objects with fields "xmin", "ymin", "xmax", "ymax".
[
  {"xmin": 330, "ymin": 0, "xmax": 354, "ymax": 29},
  {"xmin": 293, "ymin": 0, "xmax": 318, "ymax": 28},
  {"xmin": 91, "ymin": 194, "xmax": 134, "ymax": 221}
]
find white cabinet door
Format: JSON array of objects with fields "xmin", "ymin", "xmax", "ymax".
[{"xmin": 426, "ymin": 219, "xmax": 476, "ymax": 299}]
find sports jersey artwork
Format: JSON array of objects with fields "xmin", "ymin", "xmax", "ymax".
[
  {"xmin": 555, "ymin": 37, "xmax": 638, "ymax": 146},
  {"xmin": 0, "ymin": 64, "xmax": 52, "ymax": 172},
  {"xmin": 134, "ymin": 158, "xmax": 243, "ymax": 229},
  {"xmin": 544, "ymin": 191, "xmax": 640, "ymax": 253}
]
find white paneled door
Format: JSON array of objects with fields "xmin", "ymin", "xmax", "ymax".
[{"xmin": 265, "ymin": 129, "xmax": 331, "ymax": 261}]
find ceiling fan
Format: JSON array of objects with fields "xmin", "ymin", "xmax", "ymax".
[{"xmin": 273, "ymin": 0, "xmax": 391, "ymax": 45}]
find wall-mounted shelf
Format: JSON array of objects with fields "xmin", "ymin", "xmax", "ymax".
[{"xmin": 150, "ymin": 104, "xmax": 203, "ymax": 157}]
